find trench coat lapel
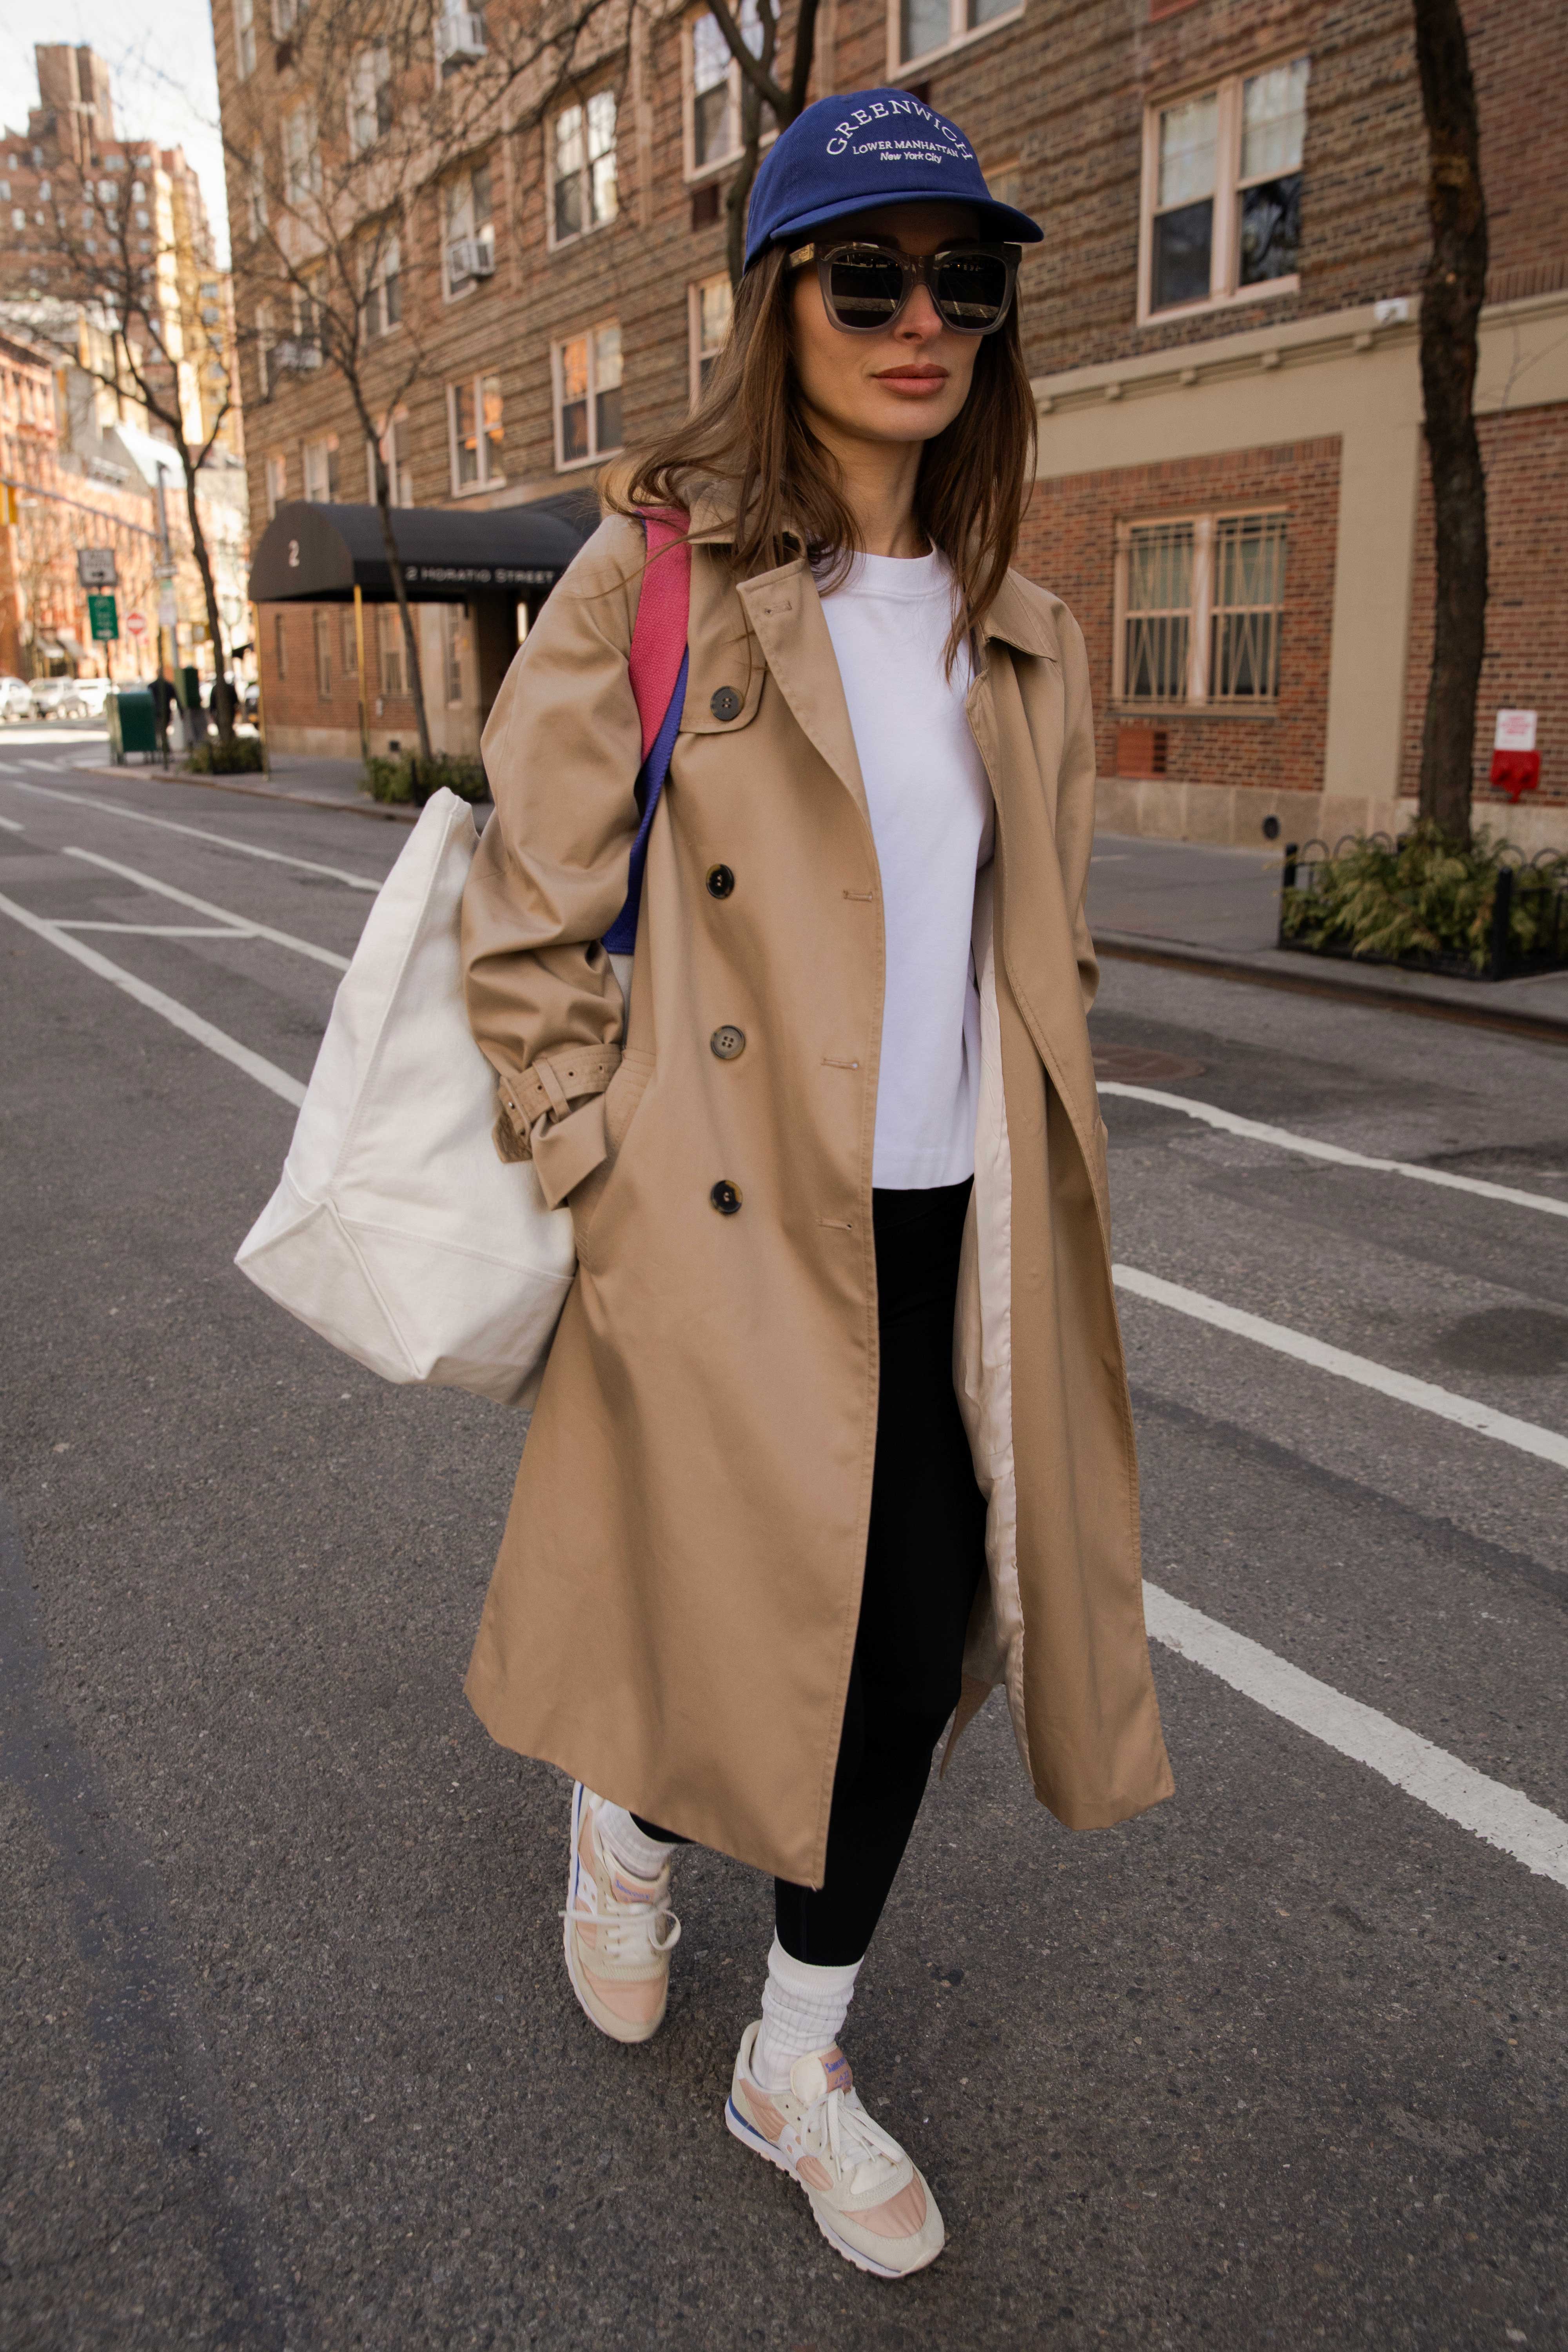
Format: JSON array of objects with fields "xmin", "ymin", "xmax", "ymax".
[{"xmin": 736, "ymin": 564, "xmax": 871, "ymax": 834}]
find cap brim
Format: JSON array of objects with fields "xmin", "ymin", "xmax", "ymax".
[{"xmin": 748, "ymin": 185, "xmax": 1044, "ymax": 269}]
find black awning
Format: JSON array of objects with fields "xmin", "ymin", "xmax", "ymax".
[{"xmin": 248, "ymin": 498, "xmax": 595, "ymax": 605}]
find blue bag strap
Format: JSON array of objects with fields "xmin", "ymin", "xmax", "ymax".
[{"xmin": 601, "ymin": 644, "xmax": 688, "ymax": 956}]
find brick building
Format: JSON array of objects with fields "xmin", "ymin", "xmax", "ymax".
[{"xmin": 219, "ymin": 0, "xmax": 1567, "ymax": 846}]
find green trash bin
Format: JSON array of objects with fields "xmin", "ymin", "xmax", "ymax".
[{"xmin": 109, "ymin": 685, "xmax": 158, "ymax": 762}]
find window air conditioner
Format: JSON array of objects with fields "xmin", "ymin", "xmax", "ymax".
[
  {"xmin": 435, "ymin": 12, "xmax": 487, "ymax": 64},
  {"xmin": 273, "ymin": 338, "xmax": 323, "ymax": 371},
  {"xmin": 447, "ymin": 235, "xmax": 495, "ymax": 281}
]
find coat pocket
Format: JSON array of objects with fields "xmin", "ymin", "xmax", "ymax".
[{"xmin": 573, "ymin": 1046, "xmax": 655, "ymax": 1263}]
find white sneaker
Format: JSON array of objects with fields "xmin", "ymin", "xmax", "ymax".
[
  {"xmin": 561, "ymin": 1784, "xmax": 680, "ymax": 2044},
  {"xmin": 725, "ymin": 2021, "xmax": 945, "ymax": 2278}
]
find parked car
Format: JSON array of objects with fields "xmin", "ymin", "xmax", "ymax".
[
  {"xmin": 0, "ymin": 674, "xmax": 35, "ymax": 721},
  {"xmin": 54, "ymin": 677, "xmax": 114, "ymax": 720},
  {"xmin": 29, "ymin": 677, "xmax": 77, "ymax": 719}
]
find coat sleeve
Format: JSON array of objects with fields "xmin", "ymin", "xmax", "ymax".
[
  {"xmin": 461, "ymin": 516, "xmax": 646, "ymax": 1210},
  {"xmin": 1052, "ymin": 602, "xmax": 1100, "ymax": 1019}
]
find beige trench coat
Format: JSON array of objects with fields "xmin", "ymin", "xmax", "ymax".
[{"xmin": 461, "ymin": 493, "xmax": 1173, "ymax": 1886}]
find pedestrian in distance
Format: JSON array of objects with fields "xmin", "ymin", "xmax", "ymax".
[{"xmin": 461, "ymin": 88, "xmax": 1174, "ymax": 2281}]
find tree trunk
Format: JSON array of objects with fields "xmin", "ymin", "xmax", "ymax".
[
  {"xmin": 1413, "ymin": 0, "xmax": 1489, "ymax": 844},
  {"xmin": 374, "ymin": 457, "xmax": 432, "ymax": 764},
  {"xmin": 716, "ymin": 0, "xmax": 818, "ymax": 292},
  {"xmin": 180, "ymin": 450, "xmax": 235, "ymax": 744}
]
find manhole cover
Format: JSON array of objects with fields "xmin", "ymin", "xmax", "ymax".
[{"xmin": 1092, "ymin": 1044, "xmax": 1207, "ymax": 1083}]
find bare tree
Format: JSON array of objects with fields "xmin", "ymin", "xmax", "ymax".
[
  {"xmin": 1413, "ymin": 0, "xmax": 1489, "ymax": 844},
  {"xmin": 24, "ymin": 177, "xmax": 247, "ymax": 739},
  {"xmin": 229, "ymin": 0, "xmax": 633, "ymax": 764},
  {"xmin": 702, "ymin": 0, "xmax": 820, "ymax": 289}
]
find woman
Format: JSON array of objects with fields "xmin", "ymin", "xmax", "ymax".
[{"xmin": 462, "ymin": 90, "xmax": 1172, "ymax": 2280}]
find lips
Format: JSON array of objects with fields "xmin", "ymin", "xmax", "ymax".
[{"xmin": 871, "ymin": 366, "xmax": 950, "ymax": 393}]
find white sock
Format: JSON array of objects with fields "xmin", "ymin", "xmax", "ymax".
[
  {"xmin": 751, "ymin": 1935, "xmax": 862, "ymax": 2092},
  {"xmin": 597, "ymin": 1800, "xmax": 677, "ymax": 1882}
]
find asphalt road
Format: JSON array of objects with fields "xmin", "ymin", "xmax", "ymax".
[{"xmin": 2, "ymin": 731, "xmax": 1565, "ymax": 2351}]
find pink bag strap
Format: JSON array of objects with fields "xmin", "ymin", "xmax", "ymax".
[{"xmin": 626, "ymin": 506, "xmax": 691, "ymax": 759}]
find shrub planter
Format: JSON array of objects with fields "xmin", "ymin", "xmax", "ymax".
[
  {"xmin": 363, "ymin": 751, "xmax": 488, "ymax": 808},
  {"xmin": 186, "ymin": 738, "xmax": 266, "ymax": 775},
  {"xmin": 1278, "ymin": 826, "xmax": 1568, "ymax": 982}
]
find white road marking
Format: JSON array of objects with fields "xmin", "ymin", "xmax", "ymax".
[
  {"xmin": 0, "ymin": 888, "xmax": 305, "ymax": 1107},
  {"xmin": 64, "ymin": 847, "xmax": 352, "ymax": 971},
  {"xmin": 1100, "ymin": 1081, "xmax": 1568, "ymax": 1221},
  {"xmin": 1145, "ymin": 1583, "xmax": 1568, "ymax": 1893},
  {"xmin": 0, "ymin": 778, "xmax": 381, "ymax": 890},
  {"xmin": 0, "ymin": 813, "xmax": 24, "ymax": 831},
  {"xmin": 1114, "ymin": 1263, "xmax": 1568, "ymax": 1471},
  {"xmin": 57, "ymin": 922, "xmax": 250, "ymax": 938}
]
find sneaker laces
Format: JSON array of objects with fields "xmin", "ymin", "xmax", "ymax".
[
  {"xmin": 816, "ymin": 2087, "xmax": 906, "ymax": 2197},
  {"xmin": 561, "ymin": 1889, "xmax": 681, "ymax": 1966}
]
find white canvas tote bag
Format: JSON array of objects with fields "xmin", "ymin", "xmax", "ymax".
[{"xmin": 234, "ymin": 789, "xmax": 622, "ymax": 1410}]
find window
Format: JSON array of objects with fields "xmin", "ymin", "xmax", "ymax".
[
  {"xmin": 350, "ymin": 44, "xmax": 393, "ymax": 154},
  {"xmin": 443, "ymin": 159, "xmax": 494, "ymax": 295},
  {"xmin": 302, "ymin": 432, "xmax": 339, "ymax": 501},
  {"xmin": 246, "ymin": 142, "xmax": 267, "ymax": 239},
  {"xmin": 341, "ymin": 609, "xmax": 358, "ymax": 677},
  {"xmin": 551, "ymin": 93, "xmax": 617, "ymax": 244},
  {"xmin": 377, "ymin": 603, "xmax": 405, "ymax": 696},
  {"xmin": 363, "ymin": 230, "xmax": 401, "ymax": 334},
  {"xmin": 687, "ymin": 1, "xmax": 764, "ymax": 174},
  {"xmin": 235, "ymin": 0, "xmax": 257, "ymax": 77},
  {"xmin": 273, "ymin": 0, "xmax": 303, "ymax": 36},
  {"xmin": 554, "ymin": 323, "xmax": 622, "ymax": 467},
  {"xmin": 273, "ymin": 610, "xmax": 287, "ymax": 680},
  {"xmin": 367, "ymin": 410, "xmax": 413, "ymax": 505},
  {"xmin": 986, "ymin": 156, "xmax": 1021, "ymax": 212},
  {"xmin": 1113, "ymin": 510, "xmax": 1287, "ymax": 706},
  {"xmin": 264, "ymin": 450, "xmax": 287, "ymax": 516},
  {"xmin": 282, "ymin": 106, "xmax": 320, "ymax": 206},
  {"xmin": 314, "ymin": 608, "xmax": 332, "ymax": 698},
  {"xmin": 690, "ymin": 272, "xmax": 731, "ymax": 401},
  {"xmin": 897, "ymin": 0, "xmax": 1018, "ymax": 70},
  {"xmin": 443, "ymin": 604, "xmax": 465, "ymax": 704},
  {"xmin": 1142, "ymin": 58, "xmax": 1308, "ymax": 318},
  {"xmin": 449, "ymin": 373, "xmax": 503, "ymax": 490}
]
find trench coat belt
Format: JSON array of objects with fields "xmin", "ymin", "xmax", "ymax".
[{"xmin": 497, "ymin": 1043, "xmax": 622, "ymax": 1156}]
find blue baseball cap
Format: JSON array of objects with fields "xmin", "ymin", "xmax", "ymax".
[{"xmin": 744, "ymin": 88, "xmax": 1042, "ymax": 274}]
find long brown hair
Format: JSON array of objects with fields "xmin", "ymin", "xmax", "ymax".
[{"xmin": 608, "ymin": 243, "xmax": 1037, "ymax": 668}]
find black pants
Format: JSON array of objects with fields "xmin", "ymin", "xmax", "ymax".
[{"xmin": 636, "ymin": 1179, "xmax": 987, "ymax": 1967}]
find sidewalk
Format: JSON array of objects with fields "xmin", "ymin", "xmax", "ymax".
[
  {"xmin": 86, "ymin": 746, "xmax": 420, "ymax": 825},
  {"xmin": 1088, "ymin": 831, "xmax": 1568, "ymax": 1040}
]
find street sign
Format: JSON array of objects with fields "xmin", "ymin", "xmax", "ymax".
[
  {"xmin": 1494, "ymin": 708, "xmax": 1538, "ymax": 751},
  {"xmin": 87, "ymin": 592, "xmax": 119, "ymax": 642},
  {"xmin": 157, "ymin": 582, "xmax": 178, "ymax": 627},
  {"xmin": 125, "ymin": 609, "xmax": 149, "ymax": 641},
  {"xmin": 77, "ymin": 548, "xmax": 118, "ymax": 588}
]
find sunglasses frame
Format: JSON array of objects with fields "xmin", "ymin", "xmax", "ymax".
[{"xmin": 787, "ymin": 238, "xmax": 1021, "ymax": 337}]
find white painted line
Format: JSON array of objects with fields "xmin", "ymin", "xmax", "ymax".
[
  {"xmin": 1099, "ymin": 1081, "xmax": 1568, "ymax": 1221},
  {"xmin": 0, "ymin": 813, "xmax": 24, "ymax": 831},
  {"xmin": 1145, "ymin": 1583, "xmax": 1568, "ymax": 1892},
  {"xmin": 64, "ymin": 847, "xmax": 352, "ymax": 971},
  {"xmin": 57, "ymin": 922, "xmax": 251, "ymax": 938},
  {"xmin": 1114, "ymin": 1263, "xmax": 1568, "ymax": 1471},
  {"xmin": 0, "ymin": 779, "xmax": 381, "ymax": 890},
  {"xmin": 0, "ymin": 888, "xmax": 305, "ymax": 1108}
]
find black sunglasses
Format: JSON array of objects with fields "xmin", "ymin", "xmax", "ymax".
[{"xmin": 787, "ymin": 239, "xmax": 1020, "ymax": 336}]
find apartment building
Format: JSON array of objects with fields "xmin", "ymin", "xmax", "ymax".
[
  {"xmin": 221, "ymin": 0, "xmax": 1566, "ymax": 845},
  {"xmin": 0, "ymin": 46, "xmax": 244, "ymax": 466}
]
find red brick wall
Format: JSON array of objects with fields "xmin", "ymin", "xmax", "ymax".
[
  {"xmin": 1020, "ymin": 435, "xmax": 1342, "ymax": 797},
  {"xmin": 1400, "ymin": 403, "xmax": 1568, "ymax": 814}
]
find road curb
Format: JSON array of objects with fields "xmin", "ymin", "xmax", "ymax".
[
  {"xmin": 78, "ymin": 765, "xmax": 422, "ymax": 825},
  {"xmin": 1094, "ymin": 929, "xmax": 1568, "ymax": 1046}
]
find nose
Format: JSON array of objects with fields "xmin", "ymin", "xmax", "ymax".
[{"xmin": 895, "ymin": 280, "xmax": 944, "ymax": 340}]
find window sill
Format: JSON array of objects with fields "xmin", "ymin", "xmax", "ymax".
[
  {"xmin": 892, "ymin": 8, "xmax": 1025, "ymax": 78},
  {"xmin": 1112, "ymin": 699, "xmax": 1281, "ymax": 718},
  {"xmin": 449, "ymin": 477, "xmax": 507, "ymax": 499},
  {"xmin": 547, "ymin": 216, "xmax": 617, "ymax": 259},
  {"xmin": 1139, "ymin": 274, "xmax": 1299, "ymax": 329},
  {"xmin": 554, "ymin": 447, "xmax": 622, "ymax": 475}
]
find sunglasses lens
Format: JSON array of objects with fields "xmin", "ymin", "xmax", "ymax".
[
  {"xmin": 823, "ymin": 249, "xmax": 907, "ymax": 329},
  {"xmin": 931, "ymin": 250, "xmax": 1012, "ymax": 330}
]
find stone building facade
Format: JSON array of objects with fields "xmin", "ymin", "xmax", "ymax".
[{"xmin": 218, "ymin": 0, "xmax": 1567, "ymax": 844}]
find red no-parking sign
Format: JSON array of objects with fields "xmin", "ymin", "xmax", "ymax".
[{"xmin": 125, "ymin": 609, "xmax": 149, "ymax": 641}]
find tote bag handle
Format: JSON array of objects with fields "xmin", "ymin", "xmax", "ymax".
[{"xmin": 602, "ymin": 508, "xmax": 691, "ymax": 955}]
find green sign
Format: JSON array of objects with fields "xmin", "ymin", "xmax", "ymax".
[{"xmin": 87, "ymin": 591, "xmax": 119, "ymax": 642}]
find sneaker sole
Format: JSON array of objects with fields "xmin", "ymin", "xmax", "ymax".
[
  {"xmin": 562, "ymin": 1785, "xmax": 667, "ymax": 2047},
  {"xmin": 724, "ymin": 2097, "xmax": 935, "ymax": 2280}
]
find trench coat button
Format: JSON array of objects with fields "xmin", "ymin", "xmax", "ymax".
[
  {"xmin": 705, "ymin": 863, "xmax": 735, "ymax": 898},
  {"xmin": 710, "ymin": 1179, "xmax": 742, "ymax": 1214},
  {"xmin": 710, "ymin": 685, "xmax": 742, "ymax": 722},
  {"xmin": 710, "ymin": 1024, "xmax": 746, "ymax": 1061}
]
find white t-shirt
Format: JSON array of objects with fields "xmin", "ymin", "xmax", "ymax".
[{"xmin": 819, "ymin": 549, "xmax": 995, "ymax": 1190}]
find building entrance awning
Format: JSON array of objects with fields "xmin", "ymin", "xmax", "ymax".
[{"xmin": 248, "ymin": 494, "xmax": 597, "ymax": 606}]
